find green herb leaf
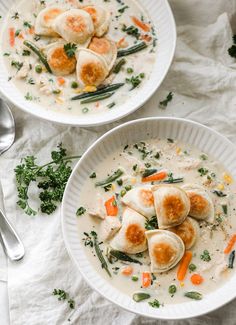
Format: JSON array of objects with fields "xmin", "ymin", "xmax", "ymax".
[
  {"xmin": 14, "ymin": 144, "xmax": 81, "ymax": 216},
  {"xmin": 95, "ymin": 169, "xmax": 123, "ymax": 186},
  {"xmin": 212, "ymin": 190, "xmax": 227, "ymax": 197},
  {"xmin": 168, "ymin": 285, "xmax": 177, "ymax": 295},
  {"xmin": 148, "ymin": 299, "xmax": 161, "ymax": 308},
  {"xmin": 145, "ymin": 216, "xmax": 158, "ymax": 230},
  {"xmin": 159, "ymin": 92, "xmax": 173, "ymax": 109},
  {"xmin": 64, "ymin": 43, "xmax": 77, "ymax": 58},
  {"xmin": 76, "ymin": 207, "xmax": 86, "ymax": 216},
  {"xmin": 200, "ymin": 250, "xmax": 211, "ymax": 262},
  {"xmin": 228, "ymin": 250, "xmax": 235, "ymax": 269}
]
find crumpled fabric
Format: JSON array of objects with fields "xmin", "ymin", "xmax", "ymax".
[{"xmin": 1, "ymin": 0, "xmax": 236, "ymax": 324}]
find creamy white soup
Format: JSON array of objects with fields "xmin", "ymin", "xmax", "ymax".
[
  {"xmin": 1, "ymin": 0, "xmax": 156, "ymax": 116},
  {"xmin": 77, "ymin": 138, "xmax": 236, "ymax": 306}
]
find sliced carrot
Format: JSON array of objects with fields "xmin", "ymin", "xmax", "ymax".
[
  {"xmin": 105, "ymin": 196, "xmax": 118, "ymax": 216},
  {"xmin": 131, "ymin": 16, "xmax": 150, "ymax": 32},
  {"xmin": 190, "ymin": 274, "xmax": 204, "ymax": 285},
  {"xmin": 9, "ymin": 28, "xmax": 15, "ymax": 47},
  {"xmin": 28, "ymin": 27, "xmax": 35, "ymax": 35},
  {"xmin": 142, "ymin": 272, "xmax": 151, "ymax": 288},
  {"xmin": 224, "ymin": 234, "xmax": 236, "ymax": 254},
  {"xmin": 57, "ymin": 77, "xmax": 65, "ymax": 86},
  {"xmin": 177, "ymin": 251, "xmax": 192, "ymax": 281},
  {"xmin": 141, "ymin": 34, "xmax": 152, "ymax": 42},
  {"xmin": 121, "ymin": 265, "xmax": 133, "ymax": 276},
  {"xmin": 142, "ymin": 170, "xmax": 167, "ymax": 183}
]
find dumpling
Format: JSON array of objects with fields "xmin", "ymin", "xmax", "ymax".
[
  {"xmin": 110, "ymin": 207, "xmax": 147, "ymax": 254},
  {"xmin": 121, "ymin": 186, "xmax": 155, "ymax": 219},
  {"xmin": 146, "ymin": 230, "xmax": 185, "ymax": 273},
  {"xmin": 46, "ymin": 41, "xmax": 76, "ymax": 76},
  {"xmin": 35, "ymin": 6, "xmax": 65, "ymax": 37},
  {"xmin": 76, "ymin": 49, "xmax": 109, "ymax": 87},
  {"xmin": 88, "ymin": 37, "xmax": 117, "ymax": 70},
  {"xmin": 152, "ymin": 185, "xmax": 190, "ymax": 229},
  {"xmin": 169, "ymin": 217, "xmax": 199, "ymax": 249},
  {"xmin": 52, "ymin": 9, "xmax": 94, "ymax": 46},
  {"xmin": 182, "ymin": 184, "xmax": 214, "ymax": 222},
  {"xmin": 82, "ymin": 5, "xmax": 110, "ymax": 37}
]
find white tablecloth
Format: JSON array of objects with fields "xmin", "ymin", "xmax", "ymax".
[{"xmin": 1, "ymin": 0, "xmax": 236, "ymax": 324}]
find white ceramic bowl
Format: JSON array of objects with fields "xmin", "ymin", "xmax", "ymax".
[
  {"xmin": 0, "ymin": 0, "xmax": 176, "ymax": 126},
  {"xmin": 62, "ymin": 117, "xmax": 236, "ymax": 319}
]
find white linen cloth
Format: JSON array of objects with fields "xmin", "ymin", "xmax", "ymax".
[{"xmin": 1, "ymin": 0, "xmax": 236, "ymax": 324}]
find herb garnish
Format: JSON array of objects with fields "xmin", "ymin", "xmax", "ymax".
[
  {"xmin": 122, "ymin": 24, "xmax": 140, "ymax": 39},
  {"xmin": 64, "ymin": 43, "xmax": 77, "ymax": 58},
  {"xmin": 126, "ymin": 73, "xmax": 145, "ymax": 90},
  {"xmin": 228, "ymin": 35, "xmax": 236, "ymax": 58},
  {"xmin": 148, "ymin": 299, "xmax": 161, "ymax": 308},
  {"xmin": 145, "ymin": 216, "xmax": 158, "ymax": 230},
  {"xmin": 11, "ymin": 60, "xmax": 23, "ymax": 71},
  {"xmin": 11, "ymin": 12, "xmax": 19, "ymax": 19},
  {"xmin": 95, "ymin": 169, "xmax": 123, "ymax": 187},
  {"xmin": 118, "ymin": 5, "xmax": 129, "ymax": 13},
  {"xmin": 52, "ymin": 289, "xmax": 75, "ymax": 309},
  {"xmin": 212, "ymin": 190, "xmax": 227, "ymax": 197},
  {"xmin": 168, "ymin": 285, "xmax": 177, "ymax": 295},
  {"xmin": 14, "ymin": 143, "xmax": 81, "ymax": 216},
  {"xmin": 228, "ymin": 250, "xmax": 235, "ymax": 269},
  {"xmin": 76, "ymin": 207, "xmax": 86, "ymax": 216},
  {"xmin": 198, "ymin": 168, "xmax": 208, "ymax": 176},
  {"xmin": 23, "ymin": 21, "xmax": 32, "ymax": 28},
  {"xmin": 189, "ymin": 263, "xmax": 197, "ymax": 272},
  {"xmin": 89, "ymin": 172, "xmax": 96, "ymax": 178},
  {"xmin": 200, "ymin": 250, "xmax": 211, "ymax": 262},
  {"xmin": 163, "ymin": 172, "xmax": 183, "ymax": 184},
  {"xmin": 159, "ymin": 92, "xmax": 173, "ymax": 109}
]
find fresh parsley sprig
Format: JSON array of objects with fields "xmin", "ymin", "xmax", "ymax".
[
  {"xmin": 52, "ymin": 289, "xmax": 75, "ymax": 309},
  {"xmin": 64, "ymin": 43, "xmax": 77, "ymax": 58},
  {"xmin": 159, "ymin": 92, "xmax": 173, "ymax": 109},
  {"xmin": 14, "ymin": 144, "xmax": 81, "ymax": 216}
]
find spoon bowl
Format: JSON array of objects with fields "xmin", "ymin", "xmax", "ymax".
[{"xmin": 0, "ymin": 99, "xmax": 15, "ymax": 155}]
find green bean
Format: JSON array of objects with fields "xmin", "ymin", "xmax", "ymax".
[
  {"xmin": 133, "ymin": 292, "xmax": 150, "ymax": 302},
  {"xmin": 142, "ymin": 169, "xmax": 157, "ymax": 178},
  {"xmin": 184, "ymin": 291, "xmax": 202, "ymax": 300},
  {"xmin": 80, "ymin": 92, "xmax": 115, "ymax": 104},
  {"xmin": 109, "ymin": 250, "xmax": 142, "ymax": 265},
  {"xmin": 113, "ymin": 58, "xmax": 126, "ymax": 73},
  {"xmin": 23, "ymin": 40, "xmax": 52, "ymax": 73},
  {"xmin": 92, "ymin": 234, "xmax": 111, "ymax": 277},
  {"xmin": 71, "ymin": 83, "xmax": 124, "ymax": 101},
  {"xmin": 95, "ymin": 169, "xmax": 124, "ymax": 187},
  {"xmin": 117, "ymin": 42, "xmax": 148, "ymax": 58}
]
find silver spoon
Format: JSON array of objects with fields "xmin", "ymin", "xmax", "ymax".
[{"xmin": 0, "ymin": 99, "xmax": 25, "ymax": 261}]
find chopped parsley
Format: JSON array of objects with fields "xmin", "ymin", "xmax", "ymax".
[
  {"xmin": 11, "ymin": 12, "xmax": 19, "ymax": 19},
  {"xmin": 23, "ymin": 21, "xmax": 32, "ymax": 28},
  {"xmin": 159, "ymin": 92, "xmax": 173, "ymax": 109},
  {"xmin": 200, "ymin": 250, "xmax": 211, "ymax": 262},
  {"xmin": 11, "ymin": 60, "xmax": 23, "ymax": 71},
  {"xmin": 145, "ymin": 216, "xmax": 158, "ymax": 230},
  {"xmin": 198, "ymin": 168, "xmax": 208, "ymax": 176},
  {"xmin": 228, "ymin": 35, "xmax": 236, "ymax": 58},
  {"xmin": 168, "ymin": 284, "xmax": 177, "ymax": 295},
  {"xmin": 148, "ymin": 299, "xmax": 161, "ymax": 308},
  {"xmin": 22, "ymin": 49, "xmax": 31, "ymax": 56},
  {"xmin": 89, "ymin": 172, "xmax": 96, "ymax": 179},
  {"xmin": 64, "ymin": 43, "xmax": 77, "ymax": 58},
  {"xmin": 118, "ymin": 5, "xmax": 129, "ymax": 13},
  {"xmin": 52, "ymin": 289, "xmax": 75, "ymax": 309},
  {"xmin": 126, "ymin": 73, "xmax": 144, "ymax": 90},
  {"xmin": 76, "ymin": 207, "xmax": 86, "ymax": 216},
  {"xmin": 212, "ymin": 190, "xmax": 227, "ymax": 197},
  {"xmin": 122, "ymin": 25, "xmax": 140, "ymax": 39}
]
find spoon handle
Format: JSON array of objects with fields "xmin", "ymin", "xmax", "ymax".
[{"xmin": 0, "ymin": 209, "xmax": 25, "ymax": 261}]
